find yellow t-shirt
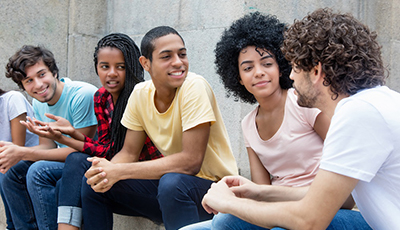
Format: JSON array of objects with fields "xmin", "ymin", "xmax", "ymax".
[{"xmin": 121, "ymin": 72, "xmax": 238, "ymax": 181}]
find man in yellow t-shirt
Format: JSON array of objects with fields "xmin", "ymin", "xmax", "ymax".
[{"xmin": 82, "ymin": 26, "xmax": 238, "ymax": 230}]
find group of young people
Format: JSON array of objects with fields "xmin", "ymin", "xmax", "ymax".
[{"xmin": 0, "ymin": 7, "xmax": 398, "ymax": 230}]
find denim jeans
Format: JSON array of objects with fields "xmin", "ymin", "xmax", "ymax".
[
  {"xmin": 2, "ymin": 160, "xmax": 64, "ymax": 230},
  {"xmin": 180, "ymin": 209, "xmax": 372, "ymax": 230},
  {"xmin": 56, "ymin": 152, "xmax": 91, "ymax": 228},
  {"xmin": 82, "ymin": 172, "xmax": 214, "ymax": 230},
  {"xmin": 0, "ymin": 172, "xmax": 15, "ymax": 230}
]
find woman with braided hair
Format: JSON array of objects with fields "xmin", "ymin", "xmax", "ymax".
[{"xmin": 31, "ymin": 33, "xmax": 163, "ymax": 230}]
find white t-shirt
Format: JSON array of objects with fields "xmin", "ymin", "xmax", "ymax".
[
  {"xmin": 242, "ymin": 88, "xmax": 322, "ymax": 187},
  {"xmin": 320, "ymin": 86, "xmax": 400, "ymax": 229},
  {"xmin": 0, "ymin": 91, "xmax": 38, "ymax": 146}
]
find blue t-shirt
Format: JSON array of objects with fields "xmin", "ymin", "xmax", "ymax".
[{"xmin": 33, "ymin": 78, "xmax": 97, "ymax": 148}]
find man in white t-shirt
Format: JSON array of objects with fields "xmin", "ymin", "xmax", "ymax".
[{"xmin": 200, "ymin": 8, "xmax": 400, "ymax": 230}]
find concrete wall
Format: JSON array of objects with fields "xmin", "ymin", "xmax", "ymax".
[{"xmin": 0, "ymin": 0, "xmax": 399, "ymax": 229}]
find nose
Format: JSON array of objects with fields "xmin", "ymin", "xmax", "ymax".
[
  {"xmin": 171, "ymin": 54, "xmax": 183, "ymax": 67},
  {"xmin": 289, "ymin": 69, "xmax": 295, "ymax": 80},
  {"xmin": 254, "ymin": 65, "xmax": 265, "ymax": 78},
  {"xmin": 107, "ymin": 67, "xmax": 117, "ymax": 77},
  {"xmin": 33, "ymin": 77, "xmax": 44, "ymax": 89}
]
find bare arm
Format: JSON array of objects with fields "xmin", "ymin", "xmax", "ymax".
[
  {"xmin": 10, "ymin": 113, "xmax": 28, "ymax": 146},
  {"xmin": 313, "ymin": 112, "xmax": 330, "ymax": 141},
  {"xmin": 0, "ymin": 124, "xmax": 96, "ymax": 173},
  {"xmin": 203, "ymin": 170, "xmax": 358, "ymax": 229},
  {"xmin": 21, "ymin": 114, "xmax": 89, "ymax": 150},
  {"xmin": 247, "ymin": 147, "xmax": 271, "ymax": 185},
  {"xmin": 86, "ymin": 122, "xmax": 210, "ymax": 192}
]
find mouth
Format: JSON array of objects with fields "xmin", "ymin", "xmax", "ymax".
[
  {"xmin": 106, "ymin": 81, "xmax": 119, "ymax": 88},
  {"xmin": 36, "ymin": 87, "xmax": 48, "ymax": 96},
  {"xmin": 169, "ymin": 71, "xmax": 185, "ymax": 79},
  {"xmin": 253, "ymin": 81, "xmax": 270, "ymax": 87}
]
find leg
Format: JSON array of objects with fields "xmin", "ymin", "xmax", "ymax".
[
  {"xmin": 0, "ymin": 172, "xmax": 15, "ymax": 229},
  {"xmin": 27, "ymin": 161, "xmax": 64, "ymax": 230},
  {"xmin": 57, "ymin": 152, "xmax": 91, "ymax": 229},
  {"xmin": 82, "ymin": 177, "xmax": 162, "ymax": 230},
  {"xmin": 157, "ymin": 173, "xmax": 213, "ymax": 230},
  {"xmin": 326, "ymin": 209, "xmax": 372, "ymax": 230},
  {"xmin": 2, "ymin": 160, "xmax": 37, "ymax": 230},
  {"xmin": 211, "ymin": 213, "xmax": 267, "ymax": 230},
  {"xmin": 179, "ymin": 219, "xmax": 212, "ymax": 230}
]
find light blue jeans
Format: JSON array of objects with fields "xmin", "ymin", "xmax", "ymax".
[
  {"xmin": 180, "ymin": 209, "xmax": 372, "ymax": 230},
  {"xmin": 2, "ymin": 160, "xmax": 64, "ymax": 230}
]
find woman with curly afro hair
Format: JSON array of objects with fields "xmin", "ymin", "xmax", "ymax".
[{"xmin": 180, "ymin": 12, "xmax": 371, "ymax": 230}]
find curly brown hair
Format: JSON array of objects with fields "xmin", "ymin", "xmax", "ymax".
[
  {"xmin": 282, "ymin": 8, "xmax": 386, "ymax": 98},
  {"xmin": 5, "ymin": 45, "xmax": 59, "ymax": 90}
]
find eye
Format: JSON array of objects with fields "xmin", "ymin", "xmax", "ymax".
[
  {"xmin": 161, "ymin": 55, "xmax": 170, "ymax": 59},
  {"xmin": 243, "ymin": 66, "xmax": 253, "ymax": 72},
  {"xmin": 179, "ymin": 53, "xmax": 187, "ymax": 58},
  {"xmin": 100, "ymin": 65, "xmax": 109, "ymax": 69},
  {"xmin": 39, "ymin": 72, "xmax": 46, "ymax": 77},
  {"xmin": 117, "ymin": 65, "xmax": 125, "ymax": 70},
  {"xmin": 23, "ymin": 78, "xmax": 33, "ymax": 84}
]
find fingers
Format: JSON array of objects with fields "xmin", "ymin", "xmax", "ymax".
[{"xmin": 44, "ymin": 113, "xmax": 58, "ymax": 121}]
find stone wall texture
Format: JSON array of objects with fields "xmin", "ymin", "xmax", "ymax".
[{"xmin": 0, "ymin": 0, "xmax": 399, "ymax": 229}]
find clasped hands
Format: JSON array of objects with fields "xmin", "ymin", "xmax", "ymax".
[
  {"xmin": 85, "ymin": 157, "xmax": 120, "ymax": 193},
  {"xmin": 202, "ymin": 175, "xmax": 261, "ymax": 215}
]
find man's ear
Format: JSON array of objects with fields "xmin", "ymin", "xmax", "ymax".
[
  {"xmin": 311, "ymin": 62, "xmax": 324, "ymax": 84},
  {"xmin": 139, "ymin": 56, "xmax": 150, "ymax": 72}
]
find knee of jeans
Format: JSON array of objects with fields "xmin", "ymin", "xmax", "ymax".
[
  {"xmin": 26, "ymin": 161, "xmax": 57, "ymax": 187},
  {"xmin": 65, "ymin": 152, "xmax": 88, "ymax": 165},
  {"xmin": 212, "ymin": 213, "xmax": 235, "ymax": 230},
  {"xmin": 158, "ymin": 173, "xmax": 187, "ymax": 198}
]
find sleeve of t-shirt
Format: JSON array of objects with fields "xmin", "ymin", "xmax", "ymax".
[
  {"xmin": 320, "ymin": 99, "xmax": 393, "ymax": 182},
  {"xmin": 180, "ymin": 77, "xmax": 216, "ymax": 132},
  {"xmin": 8, "ymin": 92, "xmax": 29, "ymax": 120},
  {"xmin": 120, "ymin": 88, "xmax": 143, "ymax": 131},
  {"xmin": 69, "ymin": 87, "xmax": 97, "ymax": 129}
]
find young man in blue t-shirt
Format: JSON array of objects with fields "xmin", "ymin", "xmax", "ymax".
[{"xmin": 0, "ymin": 45, "xmax": 97, "ymax": 230}]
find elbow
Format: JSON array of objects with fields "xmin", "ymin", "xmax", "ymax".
[{"xmin": 182, "ymin": 159, "xmax": 202, "ymax": 176}]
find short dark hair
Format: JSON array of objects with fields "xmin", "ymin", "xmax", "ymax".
[
  {"xmin": 94, "ymin": 33, "xmax": 144, "ymax": 158},
  {"xmin": 5, "ymin": 45, "xmax": 59, "ymax": 90},
  {"xmin": 140, "ymin": 26, "xmax": 184, "ymax": 61},
  {"xmin": 215, "ymin": 12, "xmax": 292, "ymax": 104},
  {"xmin": 282, "ymin": 8, "xmax": 386, "ymax": 98}
]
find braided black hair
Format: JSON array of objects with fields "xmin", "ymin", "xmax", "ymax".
[{"xmin": 94, "ymin": 33, "xmax": 144, "ymax": 158}]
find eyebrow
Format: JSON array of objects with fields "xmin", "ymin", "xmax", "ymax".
[
  {"xmin": 240, "ymin": 55, "xmax": 273, "ymax": 66},
  {"xmin": 98, "ymin": 61, "xmax": 125, "ymax": 65},
  {"xmin": 159, "ymin": 47, "xmax": 187, "ymax": 55}
]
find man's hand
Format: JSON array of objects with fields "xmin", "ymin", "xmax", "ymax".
[
  {"xmin": 85, "ymin": 157, "xmax": 120, "ymax": 193},
  {"xmin": 202, "ymin": 179, "xmax": 237, "ymax": 215},
  {"xmin": 222, "ymin": 176, "xmax": 263, "ymax": 200},
  {"xmin": 0, "ymin": 142, "xmax": 25, "ymax": 173},
  {"xmin": 20, "ymin": 114, "xmax": 75, "ymax": 140}
]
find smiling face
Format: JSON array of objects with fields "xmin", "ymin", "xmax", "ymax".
[
  {"xmin": 238, "ymin": 46, "xmax": 281, "ymax": 100},
  {"xmin": 96, "ymin": 47, "xmax": 126, "ymax": 103},
  {"xmin": 141, "ymin": 34, "xmax": 189, "ymax": 96},
  {"xmin": 22, "ymin": 59, "xmax": 62, "ymax": 105}
]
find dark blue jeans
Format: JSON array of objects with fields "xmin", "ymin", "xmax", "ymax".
[
  {"xmin": 82, "ymin": 172, "xmax": 214, "ymax": 230},
  {"xmin": 1, "ymin": 160, "xmax": 64, "ymax": 230},
  {"xmin": 0, "ymin": 172, "xmax": 15, "ymax": 230},
  {"xmin": 56, "ymin": 152, "xmax": 91, "ymax": 227}
]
